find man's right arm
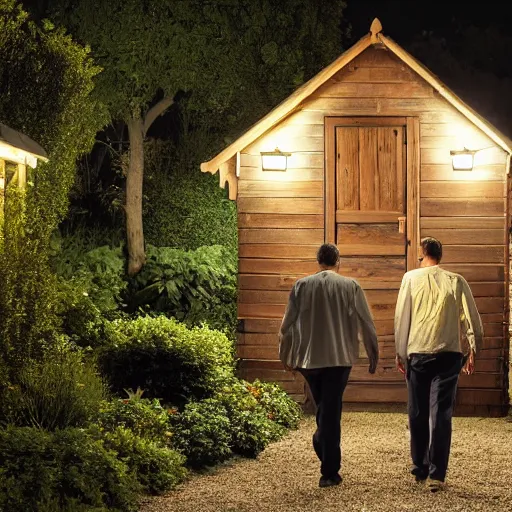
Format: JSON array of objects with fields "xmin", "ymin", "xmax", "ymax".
[{"xmin": 354, "ymin": 283, "xmax": 378, "ymax": 373}]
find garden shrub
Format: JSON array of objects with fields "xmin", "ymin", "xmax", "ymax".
[
  {"xmin": 128, "ymin": 244, "xmax": 237, "ymax": 339},
  {"xmin": 169, "ymin": 399, "xmax": 232, "ymax": 468},
  {"xmin": 143, "ymin": 138, "xmax": 237, "ymax": 254},
  {"xmin": 98, "ymin": 316, "xmax": 234, "ymax": 406},
  {"xmin": 0, "ymin": 426, "xmax": 140, "ymax": 512},
  {"xmin": 56, "ymin": 277, "xmax": 110, "ymax": 349},
  {"xmin": 52, "ymin": 237, "xmax": 127, "ymax": 347},
  {"xmin": 51, "ymin": 236, "xmax": 127, "ymax": 317},
  {"xmin": 215, "ymin": 380, "xmax": 285, "ymax": 458},
  {"xmin": 96, "ymin": 395, "xmax": 172, "ymax": 442},
  {"xmin": 102, "ymin": 427, "xmax": 187, "ymax": 494},
  {"xmin": 248, "ymin": 380, "xmax": 302, "ymax": 429},
  {"xmin": 0, "ymin": 344, "xmax": 107, "ymax": 430}
]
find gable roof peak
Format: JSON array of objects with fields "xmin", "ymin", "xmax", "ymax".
[{"xmin": 370, "ymin": 18, "xmax": 383, "ymax": 42}]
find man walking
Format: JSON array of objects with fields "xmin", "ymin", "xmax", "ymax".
[
  {"xmin": 279, "ymin": 243, "xmax": 378, "ymax": 488},
  {"xmin": 395, "ymin": 237, "xmax": 483, "ymax": 492}
]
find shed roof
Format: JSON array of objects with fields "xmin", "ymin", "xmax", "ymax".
[
  {"xmin": 201, "ymin": 18, "xmax": 512, "ymax": 176},
  {"xmin": 0, "ymin": 123, "xmax": 48, "ymax": 168}
]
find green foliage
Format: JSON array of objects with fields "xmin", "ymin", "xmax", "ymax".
[
  {"xmin": 0, "ymin": 0, "xmax": 106, "ymax": 367},
  {"xmin": 0, "ymin": 344, "xmax": 107, "ymax": 430},
  {"xmin": 51, "ymin": 235, "xmax": 127, "ymax": 347},
  {"xmin": 169, "ymin": 399, "xmax": 232, "ymax": 468},
  {"xmin": 102, "ymin": 427, "xmax": 187, "ymax": 494},
  {"xmin": 143, "ymin": 138, "xmax": 237, "ymax": 253},
  {"xmin": 52, "ymin": 236, "xmax": 127, "ymax": 316},
  {"xmin": 129, "ymin": 244, "xmax": 237, "ymax": 338},
  {"xmin": 199, "ymin": 0, "xmax": 348, "ymax": 138},
  {"xmin": 96, "ymin": 396, "xmax": 172, "ymax": 442},
  {"xmin": 216, "ymin": 380, "xmax": 285, "ymax": 458},
  {"xmin": 55, "ymin": 277, "xmax": 110, "ymax": 349},
  {"xmin": 248, "ymin": 380, "xmax": 302, "ymax": 429},
  {"xmin": 49, "ymin": 0, "xmax": 243, "ymax": 122},
  {"xmin": 0, "ymin": 426, "xmax": 140, "ymax": 512},
  {"xmin": 98, "ymin": 316, "xmax": 235, "ymax": 406}
]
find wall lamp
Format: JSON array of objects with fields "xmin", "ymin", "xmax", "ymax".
[
  {"xmin": 261, "ymin": 148, "xmax": 291, "ymax": 171},
  {"xmin": 450, "ymin": 148, "xmax": 477, "ymax": 171}
]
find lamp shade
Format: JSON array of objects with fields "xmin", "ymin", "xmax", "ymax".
[
  {"xmin": 261, "ymin": 148, "xmax": 291, "ymax": 171},
  {"xmin": 450, "ymin": 149, "xmax": 476, "ymax": 170}
]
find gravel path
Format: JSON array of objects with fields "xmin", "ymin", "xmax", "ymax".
[{"xmin": 140, "ymin": 412, "xmax": 512, "ymax": 512}]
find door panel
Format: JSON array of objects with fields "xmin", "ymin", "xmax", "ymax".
[
  {"xmin": 337, "ymin": 224, "xmax": 405, "ymax": 256},
  {"xmin": 336, "ymin": 127, "xmax": 359, "ymax": 210},
  {"xmin": 358, "ymin": 127, "xmax": 378, "ymax": 210}
]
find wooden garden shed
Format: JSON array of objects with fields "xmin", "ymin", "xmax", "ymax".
[{"xmin": 201, "ymin": 19, "xmax": 512, "ymax": 416}]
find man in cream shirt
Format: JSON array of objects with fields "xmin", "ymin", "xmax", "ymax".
[
  {"xmin": 395, "ymin": 237, "xmax": 483, "ymax": 492},
  {"xmin": 279, "ymin": 243, "xmax": 378, "ymax": 488}
]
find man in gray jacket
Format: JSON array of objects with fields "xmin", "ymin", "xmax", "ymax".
[{"xmin": 279, "ymin": 243, "xmax": 378, "ymax": 488}]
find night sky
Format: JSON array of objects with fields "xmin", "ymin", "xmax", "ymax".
[{"xmin": 345, "ymin": 0, "xmax": 512, "ymax": 43}]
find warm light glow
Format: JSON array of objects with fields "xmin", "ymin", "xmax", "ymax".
[
  {"xmin": 262, "ymin": 154, "xmax": 287, "ymax": 171},
  {"xmin": 0, "ymin": 177, "xmax": 4, "ymax": 190},
  {"xmin": 451, "ymin": 153, "xmax": 473, "ymax": 170},
  {"xmin": 0, "ymin": 141, "xmax": 39, "ymax": 168},
  {"xmin": 261, "ymin": 148, "xmax": 291, "ymax": 171},
  {"xmin": 450, "ymin": 149, "xmax": 475, "ymax": 171}
]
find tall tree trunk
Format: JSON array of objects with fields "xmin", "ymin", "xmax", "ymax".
[{"xmin": 126, "ymin": 114, "xmax": 145, "ymax": 276}]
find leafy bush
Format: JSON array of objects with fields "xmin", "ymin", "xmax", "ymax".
[
  {"xmin": 216, "ymin": 380, "xmax": 285, "ymax": 458},
  {"xmin": 143, "ymin": 138, "xmax": 237, "ymax": 254},
  {"xmin": 169, "ymin": 399, "xmax": 232, "ymax": 468},
  {"xmin": 56, "ymin": 277, "xmax": 109, "ymax": 349},
  {"xmin": 128, "ymin": 244, "xmax": 237, "ymax": 339},
  {"xmin": 50, "ymin": 234, "xmax": 127, "ymax": 348},
  {"xmin": 98, "ymin": 316, "xmax": 235, "ymax": 406},
  {"xmin": 0, "ymin": 344, "xmax": 107, "ymax": 430},
  {"xmin": 52, "ymin": 236, "xmax": 127, "ymax": 317},
  {"xmin": 102, "ymin": 427, "xmax": 187, "ymax": 494},
  {"xmin": 0, "ymin": 426, "xmax": 140, "ymax": 512},
  {"xmin": 96, "ymin": 395, "xmax": 172, "ymax": 442},
  {"xmin": 248, "ymin": 380, "xmax": 302, "ymax": 429}
]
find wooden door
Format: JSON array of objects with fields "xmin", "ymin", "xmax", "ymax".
[{"xmin": 325, "ymin": 117, "xmax": 418, "ymax": 402}]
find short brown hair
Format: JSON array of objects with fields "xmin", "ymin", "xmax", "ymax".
[
  {"xmin": 421, "ymin": 237, "xmax": 442, "ymax": 262},
  {"xmin": 317, "ymin": 243, "xmax": 339, "ymax": 266}
]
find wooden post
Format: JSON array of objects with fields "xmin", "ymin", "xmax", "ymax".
[
  {"xmin": 17, "ymin": 163, "xmax": 26, "ymax": 190},
  {"xmin": 406, "ymin": 117, "xmax": 420, "ymax": 271}
]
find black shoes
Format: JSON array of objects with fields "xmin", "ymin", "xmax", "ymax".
[
  {"xmin": 319, "ymin": 473, "xmax": 342, "ymax": 488},
  {"xmin": 411, "ymin": 466, "xmax": 428, "ymax": 483}
]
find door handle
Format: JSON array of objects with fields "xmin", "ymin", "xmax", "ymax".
[{"xmin": 398, "ymin": 216, "xmax": 406, "ymax": 234}]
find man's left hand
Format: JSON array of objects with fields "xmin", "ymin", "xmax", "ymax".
[
  {"xmin": 395, "ymin": 355, "xmax": 406, "ymax": 375},
  {"xmin": 462, "ymin": 350, "xmax": 475, "ymax": 375},
  {"xmin": 283, "ymin": 363, "xmax": 295, "ymax": 373}
]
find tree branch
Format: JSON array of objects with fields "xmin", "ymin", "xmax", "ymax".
[{"xmin": 143, "ymin": 96, "xmax": 174, "ymax": 136}]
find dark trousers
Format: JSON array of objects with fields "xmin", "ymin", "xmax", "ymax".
[
  {"xmin": 299, "ymin": 366, "xmax": 351, "ymax": 478},
  {"xmin": 407, "ymin": 352, "xmax": 463, "ymax": 482}
]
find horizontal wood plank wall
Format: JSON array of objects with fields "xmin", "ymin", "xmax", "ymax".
[{"xmin": 237, "ymin": 46, "xmax": 509, "ymax": 413}]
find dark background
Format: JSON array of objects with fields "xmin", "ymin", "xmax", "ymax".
[{"xmin": 345, "ymin": 0, "xmax": 512, "ymax": 42}]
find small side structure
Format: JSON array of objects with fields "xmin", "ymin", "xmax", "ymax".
[
  {"xmin": 201, "ymin": 19, "xmax": 512, "ymax": 416},
  {"xmin": 0, "ymin": 122, "xmax": 48, "ymax": 203}
]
